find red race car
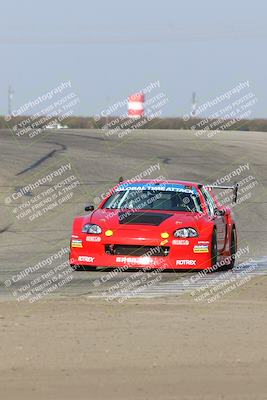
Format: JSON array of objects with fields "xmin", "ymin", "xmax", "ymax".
[{"xmin": 70, "ymin": 179, "xmax": 238, "ymax": 271}]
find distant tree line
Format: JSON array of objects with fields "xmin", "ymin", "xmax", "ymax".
[{"xmin": 1, "ymin": 115, "xmax": 267, "ymax": 132}]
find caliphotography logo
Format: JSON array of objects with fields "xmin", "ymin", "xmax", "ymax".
[{"xmin": 1, "ymin": 2, "xmax": 267, "ymax": 400}]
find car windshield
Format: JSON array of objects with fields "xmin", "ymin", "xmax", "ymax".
[{"xmin": 103, "ymin": 189, "xmax": 202, "ymax": 212}]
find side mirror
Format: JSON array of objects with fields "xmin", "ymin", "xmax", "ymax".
[{"xmin": 85, "ymin": 205, "xmax": 94, "ymax": 212}]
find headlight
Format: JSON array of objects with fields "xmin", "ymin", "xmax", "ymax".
[
  {"xmin": 174, "ymin": 228, "xmax": 198, "ymax": 238},
  {"xmin": 82, "ymin": 224, "xmax": 102, "ymax": 234}
]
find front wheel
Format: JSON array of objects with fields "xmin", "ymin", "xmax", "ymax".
[
  {"xmin": 211, "ymin": 230, "xmax": 218, "ymax": 270},
  {"xmin": 229, "ymin": 227, "xmax": 237, "ymax": 269},
  {"xmin": 218, "ymin": 227, "xmax": 237, "ymax": 271}
]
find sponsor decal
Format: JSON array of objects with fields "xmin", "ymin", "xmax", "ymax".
[
  {"xmin": 193, "ymin": 244, "xmax": 209, "ymax": 253},
  {"xmin": 71, "ymin": 239, "xmax": 83, "ymax": 248},
  {"xmin": 172, "ymin": 239, "xmax": 189, "ymax": 246},
  {"xmin": 176, "ymin": 259, "xmax": 196, "ymax": 266},
  {"xmin": 116, "ymin": 182, "xmax": 197, "ymax": 194},
  {"xmin": 116, "ymin": 256, "xmax": 152, "ymax": 265},
  {"xmin": 78, "ymin": 256, "xmax": 95, "ymax": 262},
  {"xmin": 86, "ymin": 236, "xmax": 101, "ymax": 242}
]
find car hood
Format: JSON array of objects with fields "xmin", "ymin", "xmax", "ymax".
[{"xmin": 86, "ymin": 209, "xmax": 205, "ymax": 231}]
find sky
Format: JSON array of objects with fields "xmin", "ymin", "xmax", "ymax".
[{"xmin": 0, "ymin": 0, "xmax": 267, "ymax": 118}]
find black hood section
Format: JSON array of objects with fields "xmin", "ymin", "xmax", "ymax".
[{"xmin": 119, "ymin": 211, "xmax": 173, "ymax": 226}]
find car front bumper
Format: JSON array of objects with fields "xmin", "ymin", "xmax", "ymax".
[{"xmin": 69, "ymin": 233, "xmax": 213, "ymax": 270}]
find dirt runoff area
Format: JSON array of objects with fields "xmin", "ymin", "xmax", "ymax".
[{"xmin": 0, "ymin": 276, "xmax": 267, "ymax": 400}]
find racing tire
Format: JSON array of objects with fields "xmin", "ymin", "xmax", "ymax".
[
  {"xmin": 211, "ymin": 230, "xmax": 218, "ymax": 270},
  {"xmin": 218, "ymin": 227, "xmax": 237, "ymax": 271},
  {"xmin": 228, "ymin": 227, "xmax": 237, "ymax": 270}
]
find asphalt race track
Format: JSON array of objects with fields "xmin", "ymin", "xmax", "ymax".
[{"xmin": 0, "ymin": 128, "xmax": 267, "ymax": 301}]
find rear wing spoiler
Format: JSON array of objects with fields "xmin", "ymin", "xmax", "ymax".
[{"xmin": 204, "ymin": 183, "xmax": 239, "ymax": 203}]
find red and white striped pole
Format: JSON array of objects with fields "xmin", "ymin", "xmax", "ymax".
[{"xmin": 128, "ymin": 93, "xmax": 145, "ymax": 118}]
